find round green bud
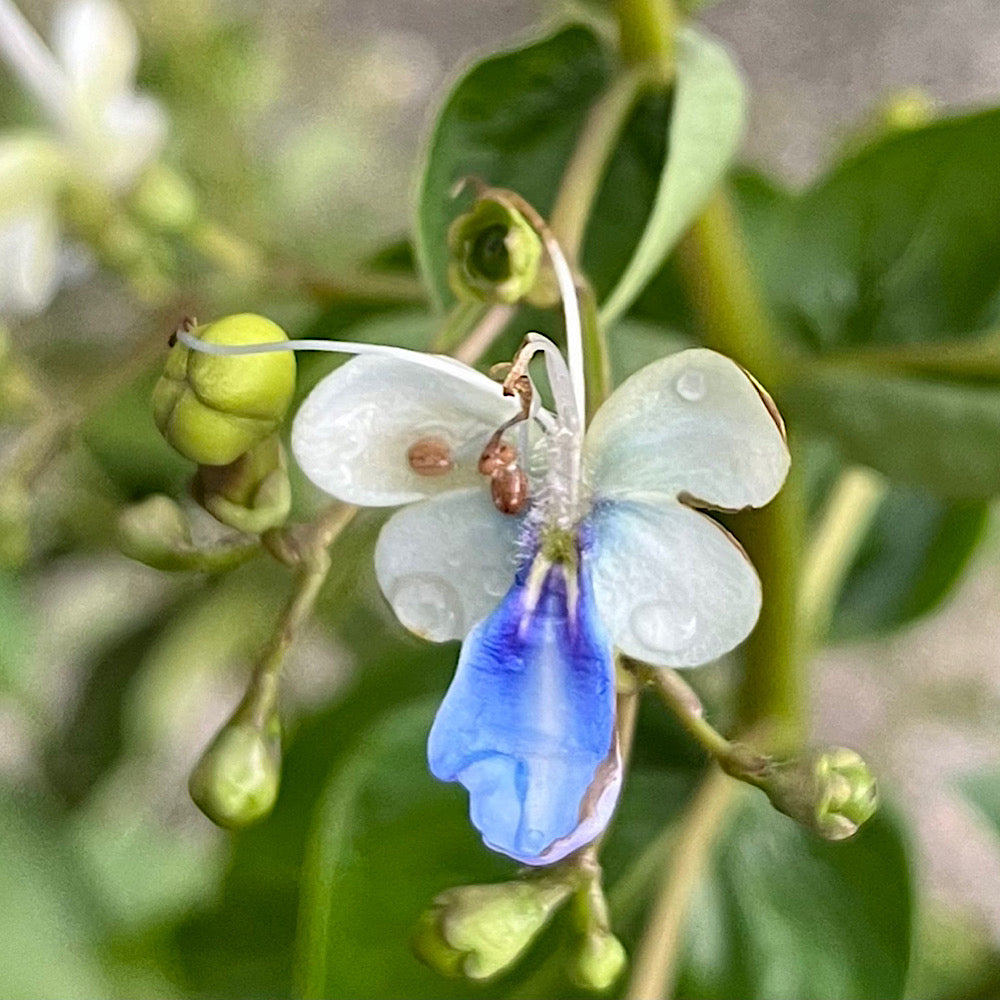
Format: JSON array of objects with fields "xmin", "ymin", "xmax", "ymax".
[
  {"xmin": 813, "ymin": 747, "xmax": 878, "ymax": 841},
  {"xmin": 567, "ymin": 930, "xmax": 628, "ymax": 991},
  {"xmin": 153, "ymin": 314, "xmax": 296, "ymax": 466},
  {"xmin": 413, "ymin": 879, "xmax": 572, "ymax": 981},
  {"xmin": 128, "ymin": 164, "xmax": 199, "ymax": 234},
  {"xmin": 762, "ymin": 746, "xmax": 878, "ymax": 841},
  {"xmin": 447, "ymin": 197, "xmax": 544, "ymax": 304},
  {"xmin": 193, "ymin": 434, "xmax": 291, "ymax": 534},
  {"xmin": 189, "ymin": 715, "xmax": 281, "ymax": 829}
]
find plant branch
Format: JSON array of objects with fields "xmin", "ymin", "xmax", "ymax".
[
  {"xmin": 615, "ymin": 0, "xmax": 680, "ymax": 75},
  {"xmin": 676, "ymin": 191, "xmax": 803, "ymax": 746},
  {"xmin": 549, "ymin": 67, "xmax": 652, "ymax": 261},
  {"xmin": 624, "ymin": 768, "xmax": 738, "ymax": 1000},
  {"xmin": 799, "ymin": 465, "xmax": 888, "ymax": 646}
]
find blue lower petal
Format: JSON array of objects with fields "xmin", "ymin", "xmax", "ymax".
[{"xmin": 427, "ymin": 547, "xmax": 618, "ymax": 865}]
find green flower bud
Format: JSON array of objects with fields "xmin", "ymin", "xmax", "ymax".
[
  {"xmin": 447, "ymin": 197, "xmax": 544, "ymax": 305},
  {"xmin": 189, "ymin": 713, "xmax": 281, "ymax": 829},
  {"xmin": 763, "ymin": 747, "xmax": 878, "ymax": 841},
  {"xmin": 413, "ymin": 878, "xmax": 572, "ymax": 981},
  {"xmin": 567, "ymin": 929, "xmax": 628, "ymax": 991},
  {"xmin": 128, "ymin": 164, "xmax": 199, "ymax": 234},
  {"xmin": 193, "ymin": 434, "xmax": 291, "ymax": 534},
  {"xmin": 116, "ymin": 494, "xmax": 194, "ymax": 571},
  {"xmin": 153, "ymin": 314, "xmax": 296, "ymax": 466}
]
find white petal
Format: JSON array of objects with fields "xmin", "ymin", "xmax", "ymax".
[
  {"xmin": 0, "ymin": 207, "xmax": 62, "ymax": 316},
  {"xmin": 374, "ymin": 487, "xmax": 521, "ymax": 642},
  {"xmin": 584, "ymin": 348, "xmax": 789, "ymax": 511},
  {"xmin": 52, "ymin": 0, "xmax": 139, "ymax": 104},
  {"xmin": 588, "ymin": 496, "xmax": 761, "ymax": 668},
  {"xmin": 99, "ymin": 91, "xmax": 167, "ymax": 187},
  {"xmin": 291, "ymin": 354, "xmax": 522, "ymax": 507}
]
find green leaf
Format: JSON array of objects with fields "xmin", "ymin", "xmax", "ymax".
[
  {"xmin": 676, "ymin": 790, "xmax": 913, "ymax": 1000},
  {"xmin": 295, "ymin": 698, "xmax": 512, "ymax": 1000},
  {"xmin": 415, "ymin": 25, "xmax": 610, "ymax": 310},
  {"xmin": 753, "ymin": 109, "xmax": 1000, "ymax": 351},
  {"xmin": 832, "ymin": 486, "xmax": 987, "ymax": 640},
  {"xmin": 785, "ymin": 364, "xmax": 1000, "ymax": 498},
  {"xmin": 599, "ymin": 27, "xmax": 745, "ymax": 326}
]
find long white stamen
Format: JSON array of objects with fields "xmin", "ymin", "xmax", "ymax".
[
  {"xmin": 542, "ymin": 232, "xmax": 586, "ymax": 430},
  {"xmin": 520, "ymin": 333, "xmax": 580, "ymax": 435},
  {"xmin": 0, "ymin": 0, "xmax": 72, "ymax": 129},
  {"xmin": 176, "ymin": 328, "xmax": 559, "ymax": 433}
]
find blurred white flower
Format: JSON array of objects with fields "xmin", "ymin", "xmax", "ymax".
[{"xmin": 0, "ymin": 0, "xmax": 167, "ymax": 316}]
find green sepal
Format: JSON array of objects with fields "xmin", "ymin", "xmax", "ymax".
[
  {"xmin": 193, "ymin": 434, "xmax": 291, "ymax": 534},
  {"xmin": 447, "ymin": 195, "xmax": 544, "ymax": 305},
  {"xmin": 413, "ymin": 878, "xmax": 573, "ymax": 981}
]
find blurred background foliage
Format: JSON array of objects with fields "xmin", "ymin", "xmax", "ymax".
[{"xmin": 3, "ymin": 0, "xmax": 1000, "ymax": 998}]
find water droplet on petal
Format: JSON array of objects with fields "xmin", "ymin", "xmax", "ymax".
[
  {"xmin": 389, "ymin": 573, "xmax": 463, "ymax": 640},
  {"xmin": 483, "ymin": 571, "xmax": 511, "ymax": 598},
  {"xmin": 629, "ymin": 601, "xmax": 698, "ymax": 655},
  {"xmin": 674, "ymin": 369, "xmax": 706, "ymax": 402}
]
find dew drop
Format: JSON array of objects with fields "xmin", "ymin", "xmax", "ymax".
[
  {"xmin": 674, "ymin": 368, "xmax": 706, "ymax": 402},
  {"xmin": 629, "ymin": 601, "xmax": 698, "ymax": 655},
  {"xmin": 388, "ymin": 573, "xmax": 463, "ymax": 640}
]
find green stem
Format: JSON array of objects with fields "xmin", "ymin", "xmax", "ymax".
[
  {"xmin": 675, "ymin": 192, "xmax": 782, "ymax": 385},
  {"xmin": 580, "ymin": 282, "xmax": 612, "ymax": 423},
  {"xmin": 676, "ymin": 191, "xmax": 803, "ymax": 746},
  {"xmin": 239, "ymin": 504, "xmax": 357, "ymax": 728},
  {"xmin": 799, "ymin": 465, "xmax": 888, "ymax": 646},
  {"xmin": 623, "ymin": 769, "xmax": 738, "ymax": 1000},
  {"xmin": 549, "ymin": 67, "xmax": 651, "ymax": 261},
  {"xmin": 615, "ymin": 0, "xmax": 679, "ymax": 75},
  {"xmin": 632, "ymin": 661, "xmax": 731, "ymax": 760},
  {"xmin": 818, "ymin": 331, "xmax": 1000, "ymax": 381}
]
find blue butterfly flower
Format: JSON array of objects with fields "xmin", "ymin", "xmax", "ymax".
[{"xmin": 290, "ymin": 333, "xmax": 789, "ymax": 865}]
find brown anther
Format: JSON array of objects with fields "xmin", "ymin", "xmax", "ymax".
[
  {"xmin": 491, "ymin": 467, "xmax": 528, "ymax": 515},
  {"xmin": 169, "ymin": 315, "xmax": 196, "ymax": 347},
  {"xmin": 407, "ymin": 437, "xmax": 454, "ymax": 477},
  {"xmin": 478, "ymin": 439, "xmax": 517, "ymax": 476}
]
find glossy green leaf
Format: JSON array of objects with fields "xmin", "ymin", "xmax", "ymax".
[
  {"xmin": 784, "ymin": 364, "xmax": 1000, "ymax": 498},
  {"xmin": 416, "ymin": 25, "xmax": 610, "ymax": 310},
  {"xmin": 832, "ymin": 486, "xmax": 987, "ymax": 640},
  {"xmin": 675, "ymin": 790, "xmax": 913, "ymax": 1000},
  {"xmin": 599, "ymin": 27, "xmax": 745, "ymax": 326},
  {"xmin": 295, "ymin": 698, "xmax": 512, "ymax": 1000},
  {"xmin": 751, "ymin": 109, "xmax": 1000, "ymax": 351}
]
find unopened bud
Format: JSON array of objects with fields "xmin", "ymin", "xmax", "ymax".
[
  {"xmin": 129, "ymin": 164, "xmax": 198, "ymax": 234},
  {"xmin": 189, "ymin": 713, "xmax": 281, "ymax": 829},
  {"xmin": 763, "ymin": 747, "xmax": 878, "ymax": 841},
  {"xmin": 447, "ymin": 196, "xmax": 543, "ymax": 305},
  {"xmin": 567, "ymin": 929, "xmax": 628, "ymax": 991},
  {"xmin": 193, "ymin": 435, "xmax": 291, "ymax": 534},
  {"xmin": 116, "ymin": 494, "xmax": 193, "ymax": 570},
  {"xmin": 153, "ymin": 314, "xmax": 296, "ymax": 465},
  {"xmin": 413, "ymin": 878, "xmax": 572, "ymax": 981}
]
